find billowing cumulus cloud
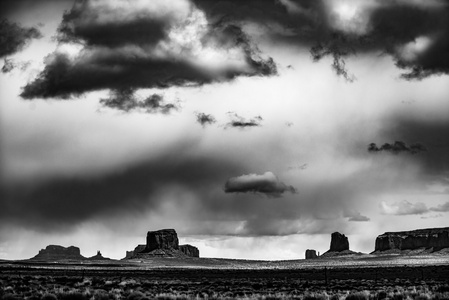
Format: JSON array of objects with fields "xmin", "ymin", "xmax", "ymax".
[
  {"xmin": 0, "ymin": 19, "xmax": 42, "ymax": 58},
  {"xmin": 380, "ymin": 200, "xmax": 428, "ymax": 216},
  {"xmin": 100, "ymin": 88, "xmax": 179, "ymax": 114},
  {"xmin": 226, "ymin": 112, "xmax": 263, "ymax": 128},
  {"xmin": 224, "ymin": 172, "xmax": 297, "ymax": 197},
  {"xmin": 21, "ymin": 0, "xmax": 277, "ymax": 99}
]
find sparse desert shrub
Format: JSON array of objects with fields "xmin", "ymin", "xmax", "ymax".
[
  {"xmin": 377, "ymin": 291, "xmax": 388, "ymax": 300},
  {"xmin": 304, "ymin": 292, "xmax": 329, "ymax": 300},
  {"xmin": 41, "ymin": 294, "xmax": 57, "ymax": 300},
  {"xmin": 346, "ymin": 292, "xmax": 368, "ymax": 300},
  {"xmin": 91, "ymin": 278, "xmax": 104, "ymax": 287},
  {"xmin": 392, "ymin": 293, "xmax": 404, "ymax": 300},
  {"xmin": 127, "ymin": 292, "xmax": 145, "ymax": 300},
  {"xmin": 437, "ymin": 287, "xmax": 449, "ymax": 293},
  {"xmin": 2, "ymin": 294, "xmax": 24, "ymax": 300},
  {"xmin": 330, "ymin": 294, "xmax": 340, "ymax": 300},
  {"xmin": 415, "ymin": 294, "xmax": 431, "ymax": 300},
  {"xmin": 58, "ymin": 292, "xmax": 89, "ymax": 300},
  {"xmin": 432, "ymin": 293, "xmax": 449, "ymax": 300},
  {"xmin": 92, "ymin": 292, "xmax": 110, "ymax": 300}
]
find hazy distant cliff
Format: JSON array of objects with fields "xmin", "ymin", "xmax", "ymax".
[{"xmin": 374, "ymin": 227, "xmax": 449, "ymax": 252}]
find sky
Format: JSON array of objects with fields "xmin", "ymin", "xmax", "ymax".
[{"xmin": 0, "ymin": 0, "xmax": 448, "ymax": 261}]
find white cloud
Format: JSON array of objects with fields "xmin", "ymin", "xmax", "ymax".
[
  {"xmin": 430, "ymin": 201, "xmax": 449, "ymax": 212},
  {"xmin": 379, "ymin": 200, "xmax": 429, "ymax": 215},
  {"xmin": 224, "ymin": 171, "xmax": 297, "ymax": 197}
]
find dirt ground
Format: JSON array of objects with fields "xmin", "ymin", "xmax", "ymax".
[{"xmin": 1, "ymin": 257, "xmax": 449, "ymax": 299}]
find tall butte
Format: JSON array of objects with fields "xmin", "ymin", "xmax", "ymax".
[
  {"xmin": 321, "ymin": 231, "xmax": 362, "ymax": 257},
  {"xmin": 329, "ymin": 232, "xmax": 349, "ymax": 252}
]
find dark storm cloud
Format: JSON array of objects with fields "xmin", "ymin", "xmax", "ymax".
[
  {"xmin": 368, "ymin": 2, "xmax": 449, "ymax": 80},
  {"xmin": 20, "ymin": 0, "xmax": 277, "ymax": 99},
  {"xmin": 192, "ymin": 0, "xmax": 323, "ymax": 34},
  {"xmin": 55, "ymin": 1, "xmax": 171, "ymax": 47},
  {"xmin": 308, "ymin": 1, "xmax": 449, "ymax": 80},
  {"xmin": 224, "ymin": 172, "xmax": 297, "ymax": 197},
  {"xmin": 226, "ymin": 112, "xmax": 263, "ymax": 128},
  {"xmin": 0, "ymin": 149, "xmax": 245, "ymax": 230},
  {"xmin": 1, "ymin": 153, "xmax": 299, "ymax": 236},
  {"xmin": 195, "ymin": 0, "xmax": 449, "ymax": 80},
  {"xmin": 0, "ymin": 0, "xmax": 72, "ymax": 19},
  {"xmin": 310, "ymin": 34, "xmax": 357, "ymax": 82},
  {"xmin": 377, "ymin": 117, "xmax": 449, "ymax": 179},
  {"xmin": 368, "ymin": 141, "xmax": 427, "ymax": 154},
  {"xmin": 100, "ymin": 88, "xmax": 179, "ymax": 114},
  {"xmin": 0, "ymin": 19, "xmax": 42, "ymax": 58},
  {"xmin": 195, "ymin": 112, "xmax": 216, "ymax": 126}
]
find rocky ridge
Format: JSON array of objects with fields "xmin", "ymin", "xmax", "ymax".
[{"xmin": 87, "ymin": 251, "xmax": 110, "ymax": 260}]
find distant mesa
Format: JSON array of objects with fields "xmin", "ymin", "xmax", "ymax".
[
  {"xmin": 87, "ymin": 250, "xmax": 111, "ymax": 261},
  {"xmin": 125, "ymin": 229, "xmax": 200, "ymax": 259},
  {"xmin": 373, "ymin": 227, "xmax": 449, "ymax": 253},
  {"xmin": 31, "ymin": 245, "xmax": 86, "ymax": 261},
  {"xmin": 305, "ymin": 249, "xmax": 318, "ymax": 259}
]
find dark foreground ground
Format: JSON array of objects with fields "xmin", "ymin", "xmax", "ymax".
[{"xmin": 1, "ymin": 256, "xmax": 449, "ymax": 299}]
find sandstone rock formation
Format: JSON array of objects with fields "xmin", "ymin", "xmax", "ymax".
[
  {"xmin": 87, "ymin": 251, "xmax": 111, "ymax": 260},
  {"xmin": 305, "ymin": 249, "xmax": 318, "ymax": 259},
  {"xmin": 374, "ymin": 227, "xmax": 449, "ymax": 252},
  {"xmin": 180, "ymin": 244, "xmax": 200, "ymax": 258},
  {"xmin": 125, "ymin": 229, "xmax": 199, "ymax": 259},
  {"xmin": 31, "ymin": 245, "xmax": 85, "ymax": 261},
  {"xmin": 321, "ymin": 232, "xmax": 362, "ymax": 257},
  {"xmin": 125, "ymin": 245, "xmax": 146, "ymax": 259},
  {"xmin": 329, "ymin": 232, "xmax": 349, "ymax": 252}
]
